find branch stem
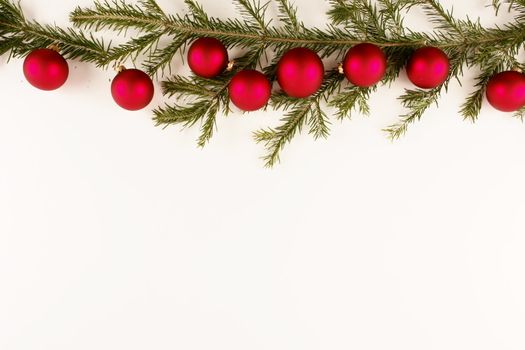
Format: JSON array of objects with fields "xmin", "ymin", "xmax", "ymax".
[{"xmin": 70, "ymin": 13, "xmax": 523, "ymax": 49}]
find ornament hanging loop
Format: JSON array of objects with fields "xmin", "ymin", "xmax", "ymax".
[
  {"xmin": 227, "ymin": 60, "xmax": 235, "ymax": 72},
  {"xmin": 113, "ymin": 61, "xmax": 126, "ymax": 73},
  {"xmin": 337, "ymin": 62, "xmax": 344, "ymax": 75},
  {"xmin": 47, "ymin": 43, "xmax": 60, "ymax": 52}
]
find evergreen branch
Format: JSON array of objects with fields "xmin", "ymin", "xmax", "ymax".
[
  {"xmin": 409, "ymin": 0, "xmax": 464, "ymax": 35},
  {"xmin": 69, "ymin": 0, "xmax": 525, "ymax": 62},
  {"xmin": 184, "ymin": 0, "xmax": 209, "ymax": 22},
  {"xmin": 382, "ymin": 46, "xmax": 414, "ymax": 83},
  {"xmin": 162, "ymin": 76, "xmax": 217, "ymax": 99},
  {"xmin": 460, "ymin": 69, "xmax": 498, "ymax": 122},
  {"xmin": 461, "ymin": 49, "xmax": 518, "ymax": 121},
  {"xmin": 309, "ymin": 102, "xmax": 331, "ymax": 139},
  {"xmin": 254, "ymin": 103, "xmax": 310, "ymax": 167},
  {"xmin": 198, "ymin": 101, "xmax": 220, "ymax": 147},
  {"xmin": 71, "ymin": 0, "xmax": 433, "ymax": 51},
  {"xmin": 491, "ymin": 0, "xmax": 502, "ymax": 15},
  {"xmin": 0, "ymin": 0, "xmax": 109, "ymax": 62},
  {"xmin": 101, "ymin": 31, "xmax": 163, "ymax": 66},
  {"xmin": 139, "ymin": 0, "xmax": 165, "ymax": 17},
  {"xmin": 70, "ymin": 0, "xmax": 167, "ymax": 32},
  {"xmin": 385, "ymin": 51, "xmax": 467, "ymax": 139},
  {"xmin": 377, "ymin": 0, "xmax": 406, "ymax": 36},
  {"xmin": 275, "ymin": 0, "xmax": 300, "ymax": 31},
  {"xmin": 143, "ymin": 34, "xmax": 190, "ymax": 76},
  {"xmin": 327, "ymin": 0, "xmax": 355, "ymax": 25},
  {"xmin": 327, "ymin": 0, "xmax": 385, "ymax": 39},
  {"xmin": 2, "ymin": 0, "xmax": 525, "ymax": 166},
  {"xmin": 514, "ymin": 106, "xmax": 525, "ymax": 121},
  {"xmin": 254, "ymin": 71, "xmax": 344, "ymax": 167},
  {"xmin": 235, "ymin": 0, "xmax": 270, "ymax": 32},
  {"xmin": 329, "ymin": 85, "xmax": 372, "ymax": 120},
  {"xmin": 384, "ymin": 88, "xmax": 441, "ymax": 140},
  {"xmin": 154, "ymin": 45, "xmax": 266, "ymax": 147}
]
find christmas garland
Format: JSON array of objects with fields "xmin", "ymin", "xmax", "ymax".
[{"xmin": 1, "ymin": 0, "xmax": 525, "ymax": 166}]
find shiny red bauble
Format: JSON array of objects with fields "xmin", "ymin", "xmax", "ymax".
[
  {"xmin": 343, "ymin": 43, "xmax": 387, "ymax": 87},
  {"xmin": 187, "ymin": 37, "xmax": 229, "ymax": 78},
  {"xmin": 276, "ymin": 47, "xmax": 324, "ymax": 98},
  {"xmin": 486, "ymin": 71, "xmax": 525, "ymax": 112},
  {"xmin": 23, "ymin": 48, "xmax": 69, "ymax": 91},
  {"xmin": 229, "ymin": 70, "xmax": 272, "ymax": 111},
  {"xmin": 111, "ymin": 68, "xmax": 154, "ymax": 111},
  {"xmin": 406, "ymin": 47, "xmax": 450, "ymax": 89}
]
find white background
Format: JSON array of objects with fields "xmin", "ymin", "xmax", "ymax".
[{"xmin": 1, "ymin": 0, "xmax": 525, "ymax": 349}]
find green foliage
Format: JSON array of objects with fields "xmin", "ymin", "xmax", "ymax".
[
  {"xmin": 153, "ymin": 45, "xmax": 266, "ymax": 147},
  {"xmin": 329, "ymin": 85, "xmax": 372, "ymax": 120},
  {"xmin": 0, "ymin": 0, "xmax": 108, "ymax": 61},
  {"xmin": 255, "ymin": 71, "xmax": 344, "ymax": 167},
  {"xmin": 384, "ymin": 88, "xmax": 442, "ymax": 140},
  {"xmin": 1, "ymin": 0, "xmax": 525, "ymax": 165}
]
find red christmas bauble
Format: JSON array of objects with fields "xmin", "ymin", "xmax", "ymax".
[
  {"xmin": 343, "ymin": 43, "xmax": 387, "ymax": 87},
  {"xmin": 486, "ymin": 71, "xmax": 525, "ymax": 112},
  {"xmin": 229, "ymin": 70, "xmax": 272, "ymax": 111},
  {"xmin": 111, "ymin": 68, "xmax": 155, "ymax": 111},
  {"xmin": 23, "ymin": 48, "xmax": 69, "ymax": 91},
  {"xmin": 276, "ymin": 47, "xmax": 324, "ymax": 98},
  {"xmin": 187, "ymin": 37, "xmax": 229, "ymax": 78},
  {"xmin": 406, "ymin": 47, "xmax": 450, "ymax": 89}
]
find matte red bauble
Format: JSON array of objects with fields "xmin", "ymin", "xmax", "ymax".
[
  {"xmin": 406, "ymin": 47, "xmax": 450, "ymax": 89},
  {"xmin": 187, "ymin": 37, "xmax": 229, "ymax": 78},
  {"xmin": 111, "ymin": 68, "xmax": 154, "ymax": 111},
  {"xmin": 343, "ymin": 43, "xmax": 387, "ymax": 87},
  {"xmin": 229, "ymin": 70, "xmax": 272, "ymax": 111},
  {"xmin": 23, "ymin": 48, "xmax": 69, "ymax": 91},
  {"xmin": 486, "ymin": 71, "xmax": 525, "ymax": 112},
  {"xmin": 276, "ymin": 47, "xmax": 324, "ymax": 98}
]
